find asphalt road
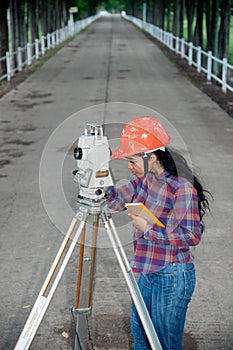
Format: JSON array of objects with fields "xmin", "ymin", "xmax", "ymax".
[{"xmin": 0, "ymin": 14, "xmax": 233, "ymax": 350}]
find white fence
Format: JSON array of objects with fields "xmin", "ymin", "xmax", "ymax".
[
  {"xmin": 123, "ymin": 14, "xmax": 233, "ymax": 94},
  {"xmin": 0, "ymin": 14, "xmax": 100, "ymax": 83}
]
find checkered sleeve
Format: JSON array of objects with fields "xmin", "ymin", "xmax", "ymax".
[{"xmin": 144, "ymin": 182, "xmax": 202, "ymax": 247}]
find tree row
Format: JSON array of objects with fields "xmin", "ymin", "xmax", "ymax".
[
  {"xmin": 125, "ymin": 0, "xmax": 232, "ymax": 61},
  {"xmin": 0, "ymin": 0, "xmax": 98, "ymax": 60}
]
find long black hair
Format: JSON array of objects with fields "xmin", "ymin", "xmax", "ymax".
[{"xmin": 154, "ymin": 148, "xmax": 212, "ymax": 232}]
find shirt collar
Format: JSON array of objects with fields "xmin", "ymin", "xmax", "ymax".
[{"xmin": 145, "ymin": 169, "xmax": 170, "ymax": 182}]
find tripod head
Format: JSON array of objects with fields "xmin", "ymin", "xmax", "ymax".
[{"xmin": 73, "ymin": 123, "xmax": 114, "ymax": 209}]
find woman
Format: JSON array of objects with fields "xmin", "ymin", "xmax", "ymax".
[{"xmin": 106, "ymin": 116, "xmax": 210, "ymax": 350}]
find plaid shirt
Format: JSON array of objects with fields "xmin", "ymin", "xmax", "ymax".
[{"xmin": 107, "ymin": 170, "xmax": 202, "ymax": 273}]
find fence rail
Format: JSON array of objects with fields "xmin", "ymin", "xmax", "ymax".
[
  {"xmin": 0, "ymin": 14, "xmax": 100, "ymax": 83},
  {"xmin": 123, "ymin": 14, "xmax": 233, "ymax": 94}
]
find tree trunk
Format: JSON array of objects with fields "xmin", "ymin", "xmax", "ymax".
[
  {"xmin": 211, "ymin": 0, "xmax": 219, "ymax": 58},
  {"xmin": 62, "ymin": 0, "xmax": 69, "ymax": 26},
  {"xmin": 193, "ymin": 0, "xmax": 203, "ymax": 46},
  {"xmin": 218, "ymin": 0, "xmax": 231, "ymax": 60},
  {"xmin": 185, "ymin": 0, "xmax": 196, "ymax": 42},
  {"xmin": 147, "ymin": 0, "xmax": 150, "ymax": 23},
  {"xmin": 19, "ymin": 0, "xmax": 28, "ymax": 47},
  {"xmin": 153, "ymin": 0, "xmax": 159, "ymax": 26},
  {"xmin": 179, "ymin": 0, "xmax": 185, "ymax": 38},
  {"xmin": 58, "ymin": 0, "xmax": 63, "ymax": 29},
  {"xmin": 159, "ymin": 0, "xmax": 165, "ymax": 29},
  {"xmin": 47, "ymin": 0, "xmax": 54, "ymax": 33},
  {"xmin": 0, "ymin": 0, "xmax": 10, "ymax": 75},
  {"xmin": 10, "ymin": 0, "xmax": 20, "ymax": 52},
  {"xmin": 39, "ymin": 0, "xmax": 48, "ymax": 35},
  {"xmin": 29, "ymin": 0, "xmax": 39, "ymax": 42},
  {"xmin": 166, "ymin": 0, "xmax": 171, "ymax": 32},
  {"xmin": 205, "ymin": 0, "xmax": 212, "ymax": 51},
  {"xmin": 172, "ymin": 0, "xmax": 181, "ymax": 37},
  {"xmin": 127, "ymin": 0, "xmax": 135, "ymax": 16}
]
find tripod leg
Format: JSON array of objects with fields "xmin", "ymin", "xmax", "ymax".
[
  {"xmin": 88, "ymin": 215, "xmax": 99, "ymax": 308},
  {"xmin": 75, "ymin": 224, "xmax": 86, "ymax": 309},
  {"xmin": 74, "ymin": 214, "xmax": 99, "ymax": 311},
  {"xmin": 42, "ymin": 217, "xmax": 78, "ymax": 295},
  {"xmin": 101, "ymin": 213, "xmax": 162, "ymax": 350},
  {"xmin": 14, "ymin": 218, "xmax": 86, "ymax": 350}
]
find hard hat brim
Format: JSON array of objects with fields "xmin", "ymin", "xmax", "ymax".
[{"xmin": 111, "ymin": 139, "xmax": 168, "ymax": 159}]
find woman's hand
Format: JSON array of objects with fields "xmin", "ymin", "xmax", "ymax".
[{"xmin": 128, "ymin": 213, "xmax": 147, "ymax": 232}]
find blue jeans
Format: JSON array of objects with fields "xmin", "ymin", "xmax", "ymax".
[{"xmin": 130, "ymin": 263, "xmax": 196, "ymax": 350}]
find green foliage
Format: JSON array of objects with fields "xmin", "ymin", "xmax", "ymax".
[
  {"xmin": 72, "ymin": 0, "xmax": 89, "ymax": 17},
  {"xmin": 98, "ymin": 0, "xmax": 126, "ymax": 13},
  {"xmin": 230, "ymin": 16, "xmax": 233, "ymax": 64},
  {"xmin": 68, "ymin": 0, "xmax": 98, "ymax": 18}
]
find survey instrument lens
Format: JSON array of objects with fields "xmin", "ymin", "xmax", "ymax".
[{"xmin": 74, "ymin": 147, "xmax": 83, "ymax": 160}]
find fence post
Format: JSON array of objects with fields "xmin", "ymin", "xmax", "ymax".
[
  {"xmin": 175, "ymin": 36, "xmax": 179, "ymax": 53},
  {"xmin": 35, "ymin": 39, "xmax": 40, "ymax": 59},
  {"xmin": 181, "ymin": 39, "xmax": 185, "ymax": 58},
  {"xmin": 162, "ymin": 29, "xmax": 165, "ymax": 44},
  {"xmin": 207, "ymin": 51, "xmax": 212, "ymax": 80},
  {"xmin": 197, "ymin": 46, "xmax": 201, "ymax": 73},
  {"xmin": 169, "ymin": 33, "xmax": 172, "ymax": 50},
  {"xmin": 69, "ymin": 23, "xmax": 74, "ymax": 36},
  {"xmin": 142, "ymin": 2, "xmax": 147, "ymax": 29},
  {"xmin": 64, "ymin": 26, "xmax": 68, "ymax": 40},
  {"xmin": 56, "ymin": 29, "xmax": 60, "ymax": 45},
  {"xmin": 52, "ymin": 32, "xmax": 55, "ymax": 48},
  {"xmin": 157, "ymin": 28, "xmax": 160, "ymax": 41},
  {"xmin": 27, "ymin": 43, "xmax": 32, "ymax": 65},
  {"xmin": 60, "ymin": 28, "xmax": 64, "ymax": 43},
  {"xmin": 41, "ymin": 36, "xmax": 45, "ymax": 55},
  {"xmin": 222, "ymin": 58, "xmax": 228, "ymax": 93},
  {"xmin": 151, "ymin": 24, "xmax": 153, "ymax": 37},
  {"xmin": 6, "ymin": 52, "xmax": 11, "ymax": 81},
  {"xmin": 17, "ymin": 47, "xmax": 23, "ymax": 71},
  {"xmin": 47, "ymin": 33, "xmax": 51, "ymax": 50},
  {"xmin": 188, "ymin": 42, "xmax": 193, "ymax": 66},
  {"xmin": 163, "ymin": 31, "xmax": 166, "ymax": 45}
]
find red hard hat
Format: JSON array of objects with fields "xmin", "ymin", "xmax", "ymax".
[{"xmin": 112, "ymin": 116, "xmax": 171, "ymax": 159}]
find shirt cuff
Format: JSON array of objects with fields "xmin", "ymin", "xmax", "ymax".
[
  {"xmin": 106, "ymin": 186, "xmax": 116, "ymax": 201},
  {"xmin": 143, "ymin": 224, "xmax": 164, "ymax": 241},
  {"xmin": 143, "ymin": 223, "xmax": 153, "ymax": 240}
]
